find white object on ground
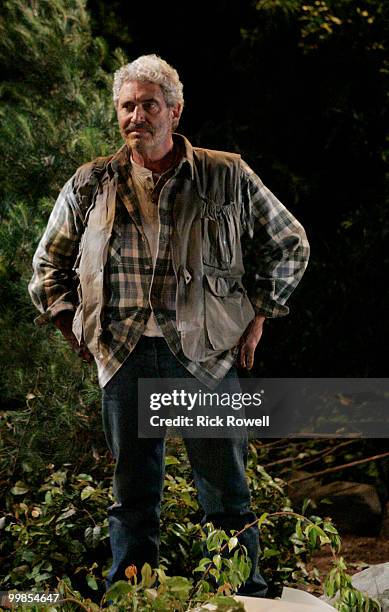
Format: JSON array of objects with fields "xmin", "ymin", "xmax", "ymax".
[
  {"xmin": 351, "ymin": 562, "xmax": 389, "ymax": 610},
  {"xmin": 281, "ymin": 586, "xmax": 336, "ymax": 609},
  {"xmin": 233, "ymin": 587, "xmax": 336, "ymax": 611},
  {"xmin": 196, "ymin": 587, "xmax": 337, "ymax": 611}
]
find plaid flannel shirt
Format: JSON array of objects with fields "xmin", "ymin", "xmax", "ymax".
[{"xmin": 29, "ymin": 135, "xmax": 310, "ymax": 388}]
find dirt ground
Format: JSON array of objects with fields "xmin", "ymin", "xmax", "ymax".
[{"xmin": 308, "ymin": 534, "xmax": 389, "ymax": 584}]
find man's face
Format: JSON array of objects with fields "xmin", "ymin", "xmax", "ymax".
[{"xmin": 116, "ymin": 80, "xmax": 181, "ymax": 155}]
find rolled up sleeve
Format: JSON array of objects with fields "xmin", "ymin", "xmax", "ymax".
[
  {"xmin": 28, "ymin": 178, "xmax": 83, "ymax": 325},
  {"xmin": 240, "ymin": 160, "xmax": 310, "ymax": 318}
]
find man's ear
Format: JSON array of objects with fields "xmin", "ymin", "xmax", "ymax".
[{"xmin": 171, "ymin": 103, "xmax": 182, "ymax": 130}]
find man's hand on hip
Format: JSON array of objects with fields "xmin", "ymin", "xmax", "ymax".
[
  {"xmin": 237, "ymin": 314, "xmax": 266, "ymax": 370},
  {"xmin": 53, "ymin": 311, "xmax": 94, "ymax": 363}
]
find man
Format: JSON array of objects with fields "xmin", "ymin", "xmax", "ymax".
[{"xmin": 29, "ymin": 54, "xmax": 309, "ymax": 597}]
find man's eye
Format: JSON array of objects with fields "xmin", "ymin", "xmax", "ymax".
[{"xmin": 144, "ymin": 102, "xmax": 158, "ymax": 112}]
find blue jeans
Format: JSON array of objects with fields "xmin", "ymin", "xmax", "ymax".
[{"xmin": 102, "ymin": 336, "xmax": 268, "ymax": 597}]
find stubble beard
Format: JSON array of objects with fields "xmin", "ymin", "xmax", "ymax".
[
  {"xmin": 128, "ymin": 135, "xmax": 148, "ymax": 153},
  {"xmin": 125, "ymin": 129, "xmax": 153, "ymax": 153},
  {"xmin": 124, "ymin": 120, "xmax": 173, "ymax": 155}
]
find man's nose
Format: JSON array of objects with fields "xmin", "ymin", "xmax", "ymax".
[{"xmin": 132, "ymin": 104, "xmax": 145, "ymax": 122}]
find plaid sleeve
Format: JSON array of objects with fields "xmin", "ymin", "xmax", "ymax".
[
  {"xmin": 28, "ymin": 177, "xmax": 84, "ymax": 325},
  {"xmin": 240, "ymin": 160, "xmax": 310, "ymax": 318}
]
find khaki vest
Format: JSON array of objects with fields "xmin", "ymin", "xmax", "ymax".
[{"xmin": 71, "ymin": 147, "xmax": 255, "ymax": 362}]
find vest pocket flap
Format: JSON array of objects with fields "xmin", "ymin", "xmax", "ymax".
[
  {"xmin": 201, "ymin": 197, "xmax": 236, "ymax": 220},
  {"xmin": 205, "ymin": 275, "xmax": 242, "ymax": 297},
  {"xmin": 204, "ymin": 275, "xmax": 255, "ymax": 351}
]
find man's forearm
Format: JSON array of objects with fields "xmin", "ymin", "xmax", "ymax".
[
  {"xmin": 52, "ymin": 310, "xmax": 74, "ymax": 336},
  {"xmin": 237, "ymin": 313, "xmax": 266, "ymax": 370},
  {"xmin": 253, "ymin": 313, "xmax": 266, "ymax": 327}
]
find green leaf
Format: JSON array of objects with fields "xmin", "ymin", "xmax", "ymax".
[
  {"xmin": 295, "ymin": 520, "xmax": 303, "ymax": 540},
  {"xmin": 262, "ymin": 548, "xmax": 280, "ymax": 558},
  {"xmin": 105, "ymin": 580, "xmax": 132, "ymax": 601},
  {"xmin": 11, "ymin": 565, "xmax": 30, "ymax": 576},
  {"xmin": 325, "ymin": 578, "xmax": 335, "ymax": 598},
  {"xmin": 86, "ymin": 574, "xmax": 98, "ymax": 590},
  {"xmin": 141, "ymin": 563, "xmax": 155, "ymax": 588},
  {"xmin": 323, "ymin": 521, "xmax": 339, "ymax": 534},
  {"xmin": 21, "ymin": 550, "xmax": 35, "ymax": 563},
  {"xmin": 85, "ymin": 525, "xmax": 101, "ymax": 548},
  {"xmin": 50, "ymin": 552, "xmax": 68, "ymax": 562},
  {"xmin": 205, "ymin": 594, "xmax": 245, "ymax": 610},
  {"xmin": 165, "ymin": 575, "xmax": 192, "ymax": 597},
  {"xmin": 76, "ymin": 473, "xmax": 93, "ymax": 481},
  {"xmin": 10, "ymin": 481, "xmax": 29, "ymax": 495},
  {"xmin": 155, "ymin": 568, "xmax": 167, "ymax": 584},
  {"xmin": 56, "ymin": 508, "xmax": 76, "ymax": 522},
  {"xmin": 309, "ymin": 527, "xmax": 318, "ymax": 547},
  {"xmin": 34, "ymin": 572, "xmax": 52, "ymax": 582},
  {"xmin": 165, "ymin": 456, "xmax": 180, "ymax": 466},
  {"xmin": 256, "ymin": 512, "xmax": 268, "ymax": 529},
  {"xmin": 228, "ymin": 536, "xmax": 238, "ymax": 552},
  {"xmin": 193, "ymin": 558, "xmax": 212, "ymax": 573},
  {"xmin": 80, "ymin": 485, "xmax": 95, "ymax": 500}
]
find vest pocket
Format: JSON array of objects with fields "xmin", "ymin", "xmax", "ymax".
[
  {"xmin": 204, "ymin": 275, "xmax": 255, "ymax": 350},
  {"xmin": 201, "ymin": 200, "xmax": 237, "ymax": 270}
]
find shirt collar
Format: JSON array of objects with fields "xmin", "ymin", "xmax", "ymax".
[
  {"xmin": 107, "ymin": 133, "xmax": 195, "ymax": 180},
  {"xmin": 172, "ymin": 133, "xmax": 194, "ymax": 178}
]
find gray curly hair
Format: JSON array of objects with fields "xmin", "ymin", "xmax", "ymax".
[{"xmin": 113, "ymin": 54, "xmax": 184, "ymax": 110}]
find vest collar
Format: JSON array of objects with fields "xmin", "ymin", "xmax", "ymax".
[{"xmin": 106, "ymin": 133, "xmax": 195, "ymax": 181}]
